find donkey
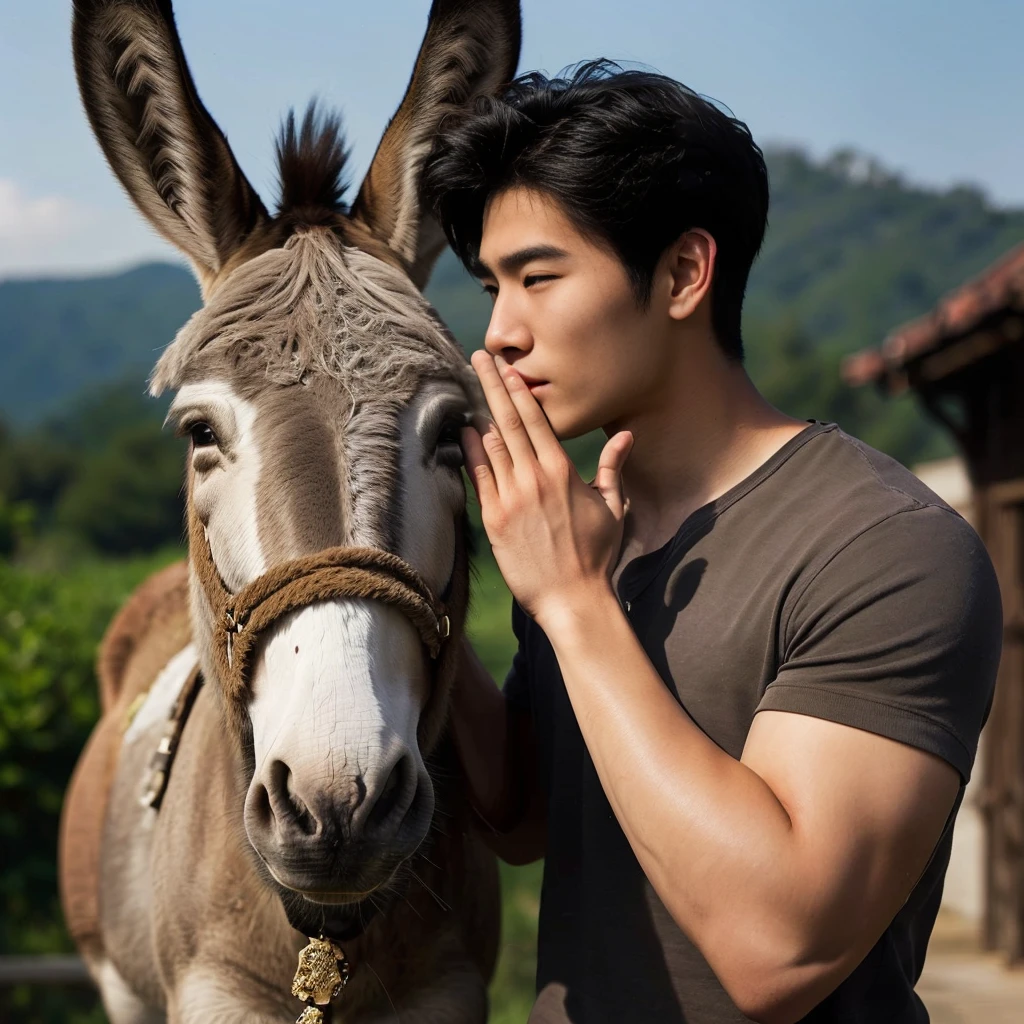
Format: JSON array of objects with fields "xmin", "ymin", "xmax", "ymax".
[{"xmin": 58, "ymin": 1, "xmax": 521, "ymax": 1021}]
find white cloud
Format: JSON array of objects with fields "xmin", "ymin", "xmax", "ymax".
[
  {"xmin": 0, "ymin": 179, "xmax": 179, "ymax": 278},
  {"xmin": 0, "ymin": 178, "xmax": 88, "ymax": 243}
]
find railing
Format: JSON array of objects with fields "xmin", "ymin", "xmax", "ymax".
[{"xmin": 0, "ymin": 955, "xmax": 93, "ymax": 986}]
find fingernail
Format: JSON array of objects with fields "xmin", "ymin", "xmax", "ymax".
[{"xmin": 494, "ymin": 354, "xmax": 507, "ymax": 368}]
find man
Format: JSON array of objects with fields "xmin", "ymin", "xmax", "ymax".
[{"xmin": 421, "ymin": 63, "xmax": 1001, "ymax": 1023}]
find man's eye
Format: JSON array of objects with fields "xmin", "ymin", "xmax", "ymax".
[
  {"xmin": 480, "ymin": 283, "xmax": 498, "ymax": 301},
  {"xmin": 190, "ymin": 422, "xmax": 218, "ymax": 447},
  {"xmin": 523, "ymin": 274, "xmax": 556, "ymax": 288},
  {"xmin": 436, "ymin": 420, "xmax": 465, "ymax": 469}
]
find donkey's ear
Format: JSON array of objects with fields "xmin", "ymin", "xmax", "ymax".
[
  {"xmin": 73, "ymin": 0, "xmax": 269, "ymax": 285},
  {"xmin": 350, "ymin": 0, "xmax": 521, "ymax": 289}
]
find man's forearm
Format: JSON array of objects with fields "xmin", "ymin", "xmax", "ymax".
[
  {"xmin": 449, "ymin": 640, "xmax": 546, "ymax": 862},
  {"xmin": 540, "ymin": 589, "xmax": 797, "ymax": 934},
  {"xmin": 448, "ymin": 640, "xmax": 513, "ymax": 824}
]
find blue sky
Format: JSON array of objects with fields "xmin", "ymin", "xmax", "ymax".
[{"xmin": 1, "ymin": 0, "xmax": 1022, "ymax": 276}]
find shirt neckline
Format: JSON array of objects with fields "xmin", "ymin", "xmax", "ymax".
[{"xmin": 616, "ymin": 420, "xmax": 838, "ymax": 604}]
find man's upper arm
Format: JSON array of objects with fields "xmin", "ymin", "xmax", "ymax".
[
  {"xmin": 741, "ymin": 710, "xmax": 959, "ymax": 967},
  {"xmin": 742, "ymin": 505, "xmax": 1001, "ymax": 962},
  {"xmin": 758, "ymin": 505, "xmax": 1001, "ymax": 782}
]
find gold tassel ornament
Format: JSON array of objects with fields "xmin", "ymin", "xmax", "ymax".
[{"xmin": 292, "ymin": 936, "xmax": 350, "ymax": 1023}]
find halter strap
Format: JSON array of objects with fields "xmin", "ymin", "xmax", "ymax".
[{"xmin": 188, "ymin": 513, "xmax": 450, "ymax": 701}]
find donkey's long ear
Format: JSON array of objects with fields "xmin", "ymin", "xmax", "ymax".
[
  {"xmin": 73, "ymin": 0, "xmax": 269, "ymax": 285},
  {"xmin": 350, "ymin": 0, "xmax": 521, "ymax": 289}
]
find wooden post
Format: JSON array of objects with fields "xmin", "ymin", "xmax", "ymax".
[
  {"xmin": 917, "ymin": 340, "xmax": 1024, "ymax": 966},
  {"xmin": 977, "ymin": 480, "xmax": 1024, "ymax": 964}
]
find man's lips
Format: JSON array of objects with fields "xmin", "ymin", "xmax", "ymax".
[{"xmin": 502, "ymin": 361, "xmax": 546, "ymax": 388}]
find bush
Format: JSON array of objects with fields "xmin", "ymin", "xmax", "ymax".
[
  {"xmin": 55, "ymin": 422, "xmax": 185, "ymax": 555},
  {"xmin": 0, "ymin": 551, "xmax": 183, "ymax": 1022},
  {"xmin": 0, "ymin": 552, "xmax": 182, "ymax": 957}
]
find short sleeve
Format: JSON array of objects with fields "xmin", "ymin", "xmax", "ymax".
[
  {"xmin": 757, "ymin": 506, "xmax": 1002, "ymax": 782},
  {"xmin": 502, "ymin": 598, "xmax": 533, "ymax": 713}
]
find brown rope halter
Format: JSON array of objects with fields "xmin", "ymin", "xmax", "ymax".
[{"xmin": 188, "ymin": 512, "xmax": 451, "ymax": 702}]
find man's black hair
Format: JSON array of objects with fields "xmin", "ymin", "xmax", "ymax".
[{"xmin": 422, "ymin": 60, "xmax": 769, "ymax": 361}]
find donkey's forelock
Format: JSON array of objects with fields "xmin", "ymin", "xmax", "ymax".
[
  {"xmin": 275, "ymin": 102, "xmax": 350, "ymax": 225},
  {"xmin": 149, "ymin": 231, "xmax": 476, "ymax": 402}
]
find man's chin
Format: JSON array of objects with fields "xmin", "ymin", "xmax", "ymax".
[{"xmin": 545, "ymin": 407, "xmax": 588, "ymax": 442}]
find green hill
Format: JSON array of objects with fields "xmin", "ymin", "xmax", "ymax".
[
  {"xmin": 747, "ymin": 148, "xmax": 1024, "ymax": 350},
  {"xmin": 0, "ymin": 263, "xmax": 201, "ymax": 426},
  {"xmin": 3, "ymin": 147, "xmax": 1022, "ymax": 459}
]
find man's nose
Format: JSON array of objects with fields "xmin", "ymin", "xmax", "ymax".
[{"xmin": 484, "ymin": 294, "xmax": 533, "ymax": 358}]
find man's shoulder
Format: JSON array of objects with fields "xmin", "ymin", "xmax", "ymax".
[
  {"xmin": 775, "ymin": 424, "xmax": 997, "ymax": 614},
  {"xmin": 784, "ymin": 423, "xmax": 959, "ymax": 525},
  {"xmin": 760, "ymin": 428, "xmax": 1001, "ymax": 783},
  {"xmin": 743, "ymin": 422, "xmax": 989, "ymax": 598}
]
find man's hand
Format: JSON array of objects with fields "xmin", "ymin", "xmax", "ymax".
[{"xmin": 461, "ymin": 349, "xmax": 634, "ymax": 624}]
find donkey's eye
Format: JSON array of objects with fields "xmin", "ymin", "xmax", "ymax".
[
  {"xmin": 435, "ymin": 420, "xmax": 464, "ymax": 468},
  {"xmin": 190, "ymin": 422, "xmax": 218, "ymax": 448}
]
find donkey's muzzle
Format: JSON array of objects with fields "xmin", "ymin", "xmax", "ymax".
[
  {"xmin": 189, "ymin": 510, "xmax": 451, "ymax": 706},
  {"xmin": 244, "ymin": 753, "xmax": 433, "ymax": 898}
]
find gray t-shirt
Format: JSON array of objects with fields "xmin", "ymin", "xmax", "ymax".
[{"xmin": 504, "ymin": 420, "xmax": 1002, "ymax": 1024}]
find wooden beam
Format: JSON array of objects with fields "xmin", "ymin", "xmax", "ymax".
[{"xmin": 0, "ymin": 955, "xmax": 93, "ymax": 987}]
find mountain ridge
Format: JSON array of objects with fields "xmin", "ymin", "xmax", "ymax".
[{"xmin": 3, "ymin": 145, "xmax": 1022, "ymax": 433}]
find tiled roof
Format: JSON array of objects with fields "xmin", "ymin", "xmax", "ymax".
[{"xmin": 844, "ymin": 242, "xmax": 1024, "ymax": 387}]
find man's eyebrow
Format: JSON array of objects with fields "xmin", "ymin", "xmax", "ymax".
[{"xmin": 474, "ymin": 244, "xmax": 570, "ymax": 278}]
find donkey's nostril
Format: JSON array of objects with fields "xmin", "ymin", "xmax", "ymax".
[
  {"xmin": 249, "ymin": 781, "xmax": 273, "ymax": 831},
  {"xmin": 365, "ymin": 755, "xmax": 413, "ymax": 832},
  {"xmin": 269, "ymin": 759, "xmax": 318, "ymax": 836}
]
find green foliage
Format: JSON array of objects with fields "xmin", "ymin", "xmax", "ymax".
[
  {"xmin": 491, "ymin": 860, "xmax": 544, "ymax": 1024},
  {"xmin": 2, "ymin": 985, "xmax": 106, "ymax": 1024},
  {"xmin": 749, "ymin": 148, "xmax": 1024, "ymax": 352},
  {"xmin": 0, "ymin": 379, "xmax": 184, "ymax": 559},
  {"xmin": 55, "ymin": 420, "xmax": 185, "ymax": 555},
  {"xmin": 41, "ymin": 376, "xmax": 170, "ymax": 455},
  {"xmin": 0, "ymin": 497, "xmax": 35, "ymax": 557},
  {"xmin": 0, "ymin": 552, "xmax": 181, "ymax": 952},
  {"xmin": 0, "ymin": 551, "xmax": 181, "ymax": 1022},
  {"xmin": 0, "ymin": 264, "xmax": 199, "ymax": 427},
  {"xmin": 447, "ymin": 550, "xmax": 546, "ymax": 1021},
  {"xmin": 745, "ymin": 317, "xmax": 954, "ymax": 466}
]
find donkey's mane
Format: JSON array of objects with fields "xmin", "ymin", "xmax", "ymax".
[
  {"xmin": 275, "ymin": 102, "xmax": 350, "ymax": 223},
  {"xmin": 149, "ymin": 231, "xmax": 471, "ymax": 403}
]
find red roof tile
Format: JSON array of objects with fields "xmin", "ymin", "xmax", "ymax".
[{"xmin": 844, "ymin": 241, "xmax": 1024, "ymax": 387}]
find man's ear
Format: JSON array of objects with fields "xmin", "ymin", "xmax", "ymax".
[{"xmin": 666, "ymin": 229, "xmax": 716, "ymax": 321}]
